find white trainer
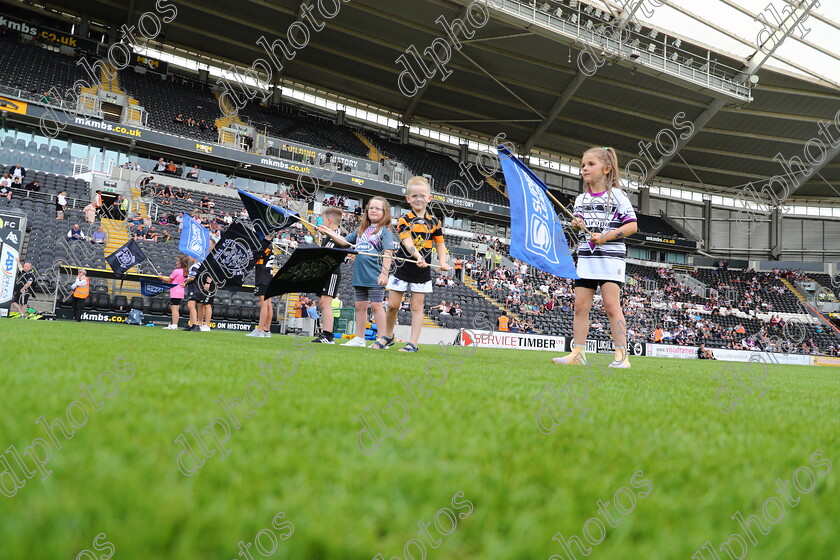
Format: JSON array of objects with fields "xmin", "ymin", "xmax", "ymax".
[
  {"xmin": 200, "ymin": 325, "xmax": 211, "ymax": 332},
  {"xmin": 259, "ymin": 331, "xmax": 272, "ymax": 338},
  {"xmin": 551, "ymin": 354, "xmax": 586, "ymax": 365},
  {"xmin": 343, "ymin": 337, "xmax": 367, "ymax": 347},
  {"xmin": 246, "ymin": 329, "xmax": 262, "ymax": 337},
  {"xmin": 163, "ymin": 324, "xmax": 178, "ymax": 330}
]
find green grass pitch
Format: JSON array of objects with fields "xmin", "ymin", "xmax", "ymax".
[{"xmin": 0, "ymin": 320, "xmax": 837, "ymax": 560}]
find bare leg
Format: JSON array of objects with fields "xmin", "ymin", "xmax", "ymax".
[
  {"xmin": 601, "ymin": 282, "xmax": 628, "ymax": 364},
  {"xmin": 354, "ymin": 301, "xmax": 368, "ymax": 338},
  {"xmin": 320, "ymin": 295, "xmax": 334, "ymax": 333},
  {"xmin": 370, "ymin": 301, "xmax": 386, "ymax": 336},
  {"xmin": 571, "ymin": 287, "xmax": 595, "ymax": 357},
  {"xmin": 188, "ymin": 301, "xmax": 198, "ymax": 327},
  {"xmin": 384, "ymin": 290, "xmax": 402, "ymax": 338},
  {"xmin": 408, "ymin": 293, "xmax": 426, "ymax": 345}
]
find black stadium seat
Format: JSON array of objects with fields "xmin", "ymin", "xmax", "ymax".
[
  {"xmin": 226, "ymin": 305, "xmax": 240, "ymax": 320},
  {"xmin": 94, "ymin": 293, "xmax": 111, "ymax": 311},
  {"xmin": 212, "ymin": 304, "xmax": 228, "ymax": 320},
  {"xmin": 239, "ymin": 307, "xmax": 255, "ymax": 322},
  {"xmin": 130, "ymin": 297, "xmax": 145, "ymax": 311},
  {"xmin": 150, "ymin": 299, "xmax": 167, "ymax": 315},
  {"xmin": 112, "ymin": 296, "xmax": 129, "ymax": 312}
]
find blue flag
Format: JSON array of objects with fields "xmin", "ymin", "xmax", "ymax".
[
  {"xmin": 497, "ymin": 146, "xmax": 579, "ymax": 279},
  {"xmin": 179, "ymin": 214, "xmax": 210, "ymax": 260},
  {"xmin": 238, "ymin": 189, "xmax": 299, "ymax": 240},
  {"xmin": 140, "ymin": 280, "xmax": 177, "ymax": 297}
]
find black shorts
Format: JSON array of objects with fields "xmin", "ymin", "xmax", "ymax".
[
  {"xmin": 195, "ymin": 294, "xmax": 214, "ymax": 305},
  {"xmin": 574, "ymin": 279, "xmax": 624, "ymax": 290},
  {"xmin": 169, "ymin": 298, "xmax": 182, "ymax": 306},
  {"xmin": 255, "ymin": 283, "xmax": 271, "ymax": 297},
  {"xmin": 317, "ymin": 272, "xmax": 341, "ymax": 298},
  {"xmin": 14, "ymin": 291, "xmax": 29, "ymax": 305}
]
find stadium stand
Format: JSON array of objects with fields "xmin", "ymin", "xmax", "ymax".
[
  {"xmin": 238, "ymin": 101, "xmax": 371, "ymax": 159},
  {"xmin": 0, "ymin": 33, "xmax": 90, "ymax": 101},
  {"xmin": 118, "ymin": 70, "xmax": 220, "ymax": 143}
]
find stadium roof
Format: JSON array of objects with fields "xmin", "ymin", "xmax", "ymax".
[{"xmin": 24, "ymin": 0, "xmax": 840, "ymax": 203}]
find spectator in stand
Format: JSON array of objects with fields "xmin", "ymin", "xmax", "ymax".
[
  {"xmin": 7, "ymin": 164, "xmax": 25, "ymax": 179},
  {"xmin": 200, "ymin": 195, "xmax": 211, "ymax": 208},
  {"xmin": 158, "ymin": 229, "xmax": 171, "ymax": 243},
  {"xmin": 187, "ymin": 165, "xmax": 200, "ymax": 180},
  {"xmin": 55, "ymin": 191, "xmax": 67, "ymax": 219},
  {"xmin": 93, "ymin": 191, "xmax": 103, "ymax": 213},
  {"xmin": 154, "ymin": 158, "xmax": 166, "ymax": 173},
  {"xmin": 166, "ymin": 160, "xmax": 177, "ymax": 175},
  {"xmin": 0, "ymin": 175, "xmax": 12, "ymax": 202},
  {"xmin": 174, "ymin": 113, "xmax": 184, "ymax": 123},
  {"xmin": 145, "ymin": 226, "xmax": 160, "ymax": 242},
  {"xmin": 67, "ymin": 223, "xmax": 85, "ymax": 241},
  {"xmin": 83, "ymin": 202, "xmax": 96, "ymax": 223},
  {"xmin": 24, "ymin": 179, "xmax": 41, "ymax": 192},
  {"xmin": 133, "ymin": 225, "xmax": 147, "ymax": 240},
  {"xmin": 91, "ymin": 226, "xmax": 107, "ymax": 244}
]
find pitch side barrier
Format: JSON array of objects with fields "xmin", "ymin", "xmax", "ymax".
[
  {"xmin": 459, "ymin": 329, "xmax": 830, "ymax": 366},
  {"xmin": 54, "ymin": 266, "xmax": 259, "ymax": 331}
]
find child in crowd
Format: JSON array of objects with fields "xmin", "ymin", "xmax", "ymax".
[
  {"xmin": 379, "ymin": 177, "xmax": 450, "ymax": 352},
  {"xmin": 552, "ymin": 147, "xmax": 638, "ymax": 368},
  {"xmin": 318, "ymin": 197, "xmax": 394, "ymax": 347},
  {"xmin": 311, "ymin": 207, "xmax": 346, "ymax": 343}
]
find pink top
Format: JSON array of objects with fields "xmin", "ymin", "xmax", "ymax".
[{"xmin": 169, "ymin": 268, "xmax": 186, "ymax": 298}]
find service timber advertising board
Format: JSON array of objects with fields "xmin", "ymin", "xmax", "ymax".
[
  {"xmin": 0, "ymin": 212, "xmax": 24, "ymax": 317},
  {"xmin": 460, "ymin": 329, "xmax": 565, "ymax": 351}
]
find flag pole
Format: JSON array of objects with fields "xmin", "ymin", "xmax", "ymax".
[
  {"xmin": 353, "ymin": 250, "xmax": 443, "ymax": 269},
  {"xmin": 543, "ymin": 189, "xmax": 593, "ymax": 236}
]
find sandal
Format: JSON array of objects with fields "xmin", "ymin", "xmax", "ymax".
[
  {"xmin": 371, "ymin": 334, "xmax": 395, "ymax": 350},
  {"xmin": 398, "ymin": 342, "xmax": 419, "ymax": 352}
]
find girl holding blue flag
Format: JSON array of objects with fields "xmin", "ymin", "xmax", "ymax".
[{"xmin": 553, "ymin": 147, "xmax": 638, "ymax": 368}]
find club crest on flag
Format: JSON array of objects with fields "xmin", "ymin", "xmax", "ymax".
[
  {"xmin": 216, "ymin": 239, "xmax": 252, "ymax": 276},
  {"xmin": 277, "ymin": 256, "xmax": 335, "ymax": 281},
  {"xmin": 188, "ymin": 223, "xmax": 204, "ymax": 255},
  {"xmin": 115, "ymin": 247, "xmax": 135, "ymax": 268}
]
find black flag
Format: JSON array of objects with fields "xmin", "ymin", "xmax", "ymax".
[
  {"xmin": 238, "ymin": 189, "xmax": 299, "ymax": 240},
  {"xmin": 105, "ymin": 239, "xmax": 147, "ymax": 278},
  {"xmin": 195, "ymin": 222, "xmax": 262, "ymax": 292},
  {"xmin": 265, "ymin": 247, "xmax": 357, "ymax": 298}
]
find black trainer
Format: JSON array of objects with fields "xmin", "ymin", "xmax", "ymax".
[{"xmin": 311, "ymin": 334, "xmax": 335, "ymax": 344}]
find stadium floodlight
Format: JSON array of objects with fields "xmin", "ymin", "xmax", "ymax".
[
  {"xmin": 629, "ymin": 38, "xmax": 641, "ymax": 49},
  {"xmin": 583, "ymin": 5, "xmax": 594, "ymax": 15},
  {"xmin": 569, "ymin": 13, "xmax": 578, "ymax": 24},
  {"xmin": 699, "ymin": 62, "xmax": 709, "ymax": 72},
  {"xmin": 669, "ymin": 52, "xmax": 679, "ymax": 62},
  {"xmin": 539, "ymin": 2, "xmax": 551, "ymax": 12},
  {"xmin": 633, "ymin": 23, "xmax": 643, "ymax": 33},
  {"xmin": 596, "ymin": 24, "xmax": 606, "ymax": 34},
  {"xmin": 569, "ymin": 0, "xmax": 578, "ymax": 8},
  {"xmin": 553, "ymin": 7, "xmax": 563, "ymax": 17},
  {"xmin": 684, "ymin": 57, "xmax": 694, "ymax": 68},
  {"xmin": 585, "ymin": 19, "xmax": 595, "ymax": 30},
  {"xmin": 648, "ymin": 43, "xmax": 657, "ymax": 53}
]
